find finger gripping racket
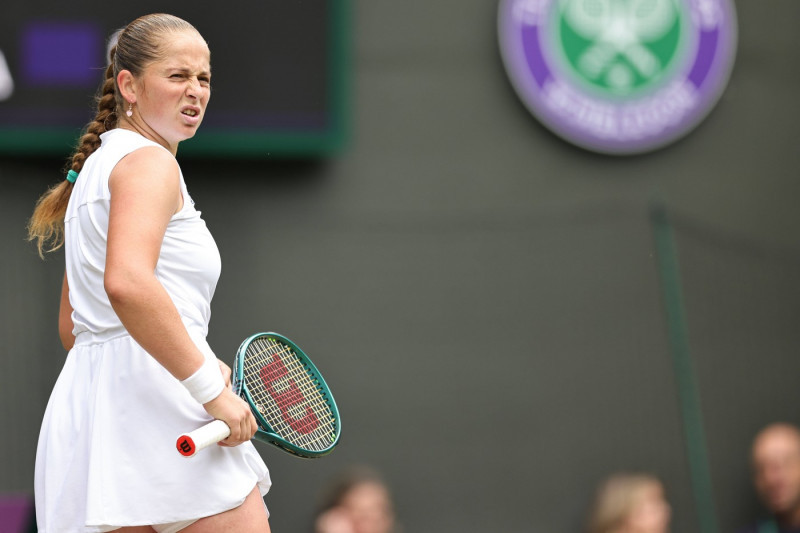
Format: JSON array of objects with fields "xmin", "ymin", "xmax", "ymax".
[{"xmin": 177, "ymin": 332, "xmax": 341, "ymax": 459}]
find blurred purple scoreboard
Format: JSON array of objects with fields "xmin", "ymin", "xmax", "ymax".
[
  {"xmin": 0, "ymin": 2, "xmax": 348, "ymax": 157},
  {"xmin": 21, "ymin": 22, "xmax": 101, "ymax": 86}
]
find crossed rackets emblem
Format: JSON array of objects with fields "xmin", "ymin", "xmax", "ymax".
[{"xmin": 560, "ymin": 0, "xmax": 679, "ymax": 92}]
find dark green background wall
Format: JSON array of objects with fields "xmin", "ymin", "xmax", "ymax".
[{"xmin": 2, "ymin": 1, "xmax": 799, "ymax": 531}]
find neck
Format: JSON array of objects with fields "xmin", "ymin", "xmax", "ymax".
[
  {"xmin": 118, "ymin": 120, "xmax": 177, "ymax": 156},
  {"xmin": 777, "ymin": 505, "xmax": 800, "ymax": 529}
]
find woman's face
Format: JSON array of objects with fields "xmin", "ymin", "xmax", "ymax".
[
  {"xmin": 128, "ymin": 31, "xmax": 211, "ymax": 153},
  {"xmin": 339, "ymin": 482, "xmax": 394, "ymax": 533},
  {"xmin": 623, "ymin": 482, "xmax": 671, "ymax": 533}
]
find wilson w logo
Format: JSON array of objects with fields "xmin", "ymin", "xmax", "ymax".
[{"xmin": 259, "ymin": 352, "xmax": 320, "ymax": 434}]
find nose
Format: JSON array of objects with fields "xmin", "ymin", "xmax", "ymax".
[{"xmin": 185, "ymin": 77, "xmax": 201, "ymax": 99}]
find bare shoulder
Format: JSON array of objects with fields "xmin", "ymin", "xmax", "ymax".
[{"xmin": 110, "ymin": 146, "xmax": 180, "ymax": 192}]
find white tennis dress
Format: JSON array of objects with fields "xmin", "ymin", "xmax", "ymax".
[{"xmin": 34, "ymin": 129, "xmax": 271, "ymax": 532}]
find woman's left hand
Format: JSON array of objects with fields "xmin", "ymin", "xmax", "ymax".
[{"xmin": 218, "ymin": 359, "xmax": 232, "ymax": 389}]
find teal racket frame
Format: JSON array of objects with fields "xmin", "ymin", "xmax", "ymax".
[{"xmin": 232, "ymin": 332, "xmax": 341, "ymax": 458}]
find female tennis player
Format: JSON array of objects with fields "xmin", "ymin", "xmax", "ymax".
[{"xmin": 28, "ymin": 14, "xmax": 271, "ymax": 532}]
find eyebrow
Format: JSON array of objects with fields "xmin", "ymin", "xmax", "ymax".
[{"xmin": 164, "ymin": 66, "xmax": 212, "ymax": 76}]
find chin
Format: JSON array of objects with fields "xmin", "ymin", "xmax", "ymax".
[
  {"xmin": 769, "ymin": 500, "xmax": 794, "ymax": 514},
  {"xmin": 174, "ymin": 130, "xmax": 198, "ymax": 144}
]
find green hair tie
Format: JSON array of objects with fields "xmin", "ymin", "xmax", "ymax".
[{"xmin": 66, "ymin": 170, "xmax": 79, "ymax": 183}]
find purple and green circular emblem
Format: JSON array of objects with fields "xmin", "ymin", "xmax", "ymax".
[{"xmin": 498, "ymin": 0, "xmax": 737, "ymax": 154}]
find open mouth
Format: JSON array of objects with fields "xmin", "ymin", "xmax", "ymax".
[{"xmin": 182, "ymin": 109, "xmax": 199, "ymax": 117}]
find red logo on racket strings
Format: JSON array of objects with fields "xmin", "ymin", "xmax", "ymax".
[{"xmin": 260, "ymin": 353, "xmax": 320, "ymax": 434}]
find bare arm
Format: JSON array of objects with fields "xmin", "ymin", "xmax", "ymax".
[
  {"xmin": 105, "ymin": 147, "xmax": 255, "ymax": 445},
  {"xmin": 58, "ymin": 271, "xmax": 75, "ymax": 351}
]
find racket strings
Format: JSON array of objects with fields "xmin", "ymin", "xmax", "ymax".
[
  {"xmin": 251, "ymin": 338, "xmax": 336, "ymax": 449},
  {"xmin": 242, "ymin": 337, "xmax": 337, "ymax": 452}
]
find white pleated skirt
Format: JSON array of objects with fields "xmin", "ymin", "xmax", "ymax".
[{"xmin": 34, "ymin": 331, "xmax": 271, "ymax": 533}]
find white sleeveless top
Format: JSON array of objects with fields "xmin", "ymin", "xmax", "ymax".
[
  {"xmin": 66, "ymin": 129, "xmax": 218, "ymax": 341},
  {"xmin": 34, "ymin": 129, "xmax": 271, "ymax": 532}
]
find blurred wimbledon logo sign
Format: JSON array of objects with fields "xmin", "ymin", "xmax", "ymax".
[{"xmin": 498, "ymin": 0, "xmax": 737, "ymax": 154}]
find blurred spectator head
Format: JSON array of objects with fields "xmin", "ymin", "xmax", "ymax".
[
  {"xmin": 315, "ymin": 465, "xmax": 396, "ymax": 533},
  {"xmin": 752, "ymin": 423, "xmax": 800, "ymax": 519},
  {"xmin": 586, "ymin": 473, "xmax": 671, "ymax": 533}
]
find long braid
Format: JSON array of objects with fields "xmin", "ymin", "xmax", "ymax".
[
  {"xmin": 70, "ymin": 59, "xmax": 118, "ymax": 173},
  {"xmin": 27, "ymin": 51, "xmax": 119, "ymax": 257}
]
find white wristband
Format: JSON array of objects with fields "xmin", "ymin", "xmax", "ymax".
[{"xmin": 181, "ymin": 357, "xmax": 225, "ymax": 405}]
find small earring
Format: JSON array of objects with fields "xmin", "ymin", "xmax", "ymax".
[{"xmin": 126, "ymin": 103, "xmax": 133, "ymax": 117}]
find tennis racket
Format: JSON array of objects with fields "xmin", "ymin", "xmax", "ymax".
[{"xmin": 177, "ymin": 332, "xmax": 341, "ymax": 459}]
